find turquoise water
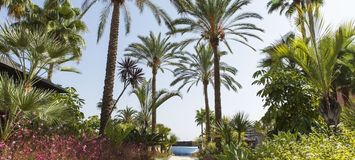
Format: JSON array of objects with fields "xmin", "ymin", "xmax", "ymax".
[{"xmin": 172, "ymin": 146, "xmax": 199, "ymax": 156}]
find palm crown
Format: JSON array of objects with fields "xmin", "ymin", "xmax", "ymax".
[
  {"xmin": 171, "ymin": 45, "xmax": 242, "ymax": 92},
  {"xmin": 170, "ymin": 0, "xmax": 263, "ymax": 51},
  {"xmin": 82, "ymin": 0, "xmax": 172, "ymax": 42},
  {"xmin": 125, "ymin": 32, "xmax": 179, "ymax": 72}
]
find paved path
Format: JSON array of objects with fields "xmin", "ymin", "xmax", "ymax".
[
  {"xmin": 169, "ymin": 156, "xmax": 197, "ymax": 160},
  {"xmin": 156, "ymin": 156, "xmax": 197, "ymax": 160}
]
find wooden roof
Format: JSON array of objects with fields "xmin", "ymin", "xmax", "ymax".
[{"xmin": 0, "ymin": 57, "xmax": 66, "ymax": 93}]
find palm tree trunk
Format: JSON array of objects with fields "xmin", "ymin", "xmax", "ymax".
[
  {"xmin": 210, "ymin": 37, "xmax": 222, "ymax": 151},
  {"xmin": 152, "ymin": 66, "xmax": 157, "ymax": 133},
  {"xmin": 201, "ymin": 123, "xmax": 204, "ymax": 138},
  {"xmin": 99, "ymin": 2, "xmax": 120, "ymax": 135},
  {"xmin": 319, "ymin": 94, "xmax": 341, "ymax": 131},
  {"xmin": 203, "ymin": 80, "xmax": 211, "ymax": 142},
  {"xmin": 47, "ymin": 64, "xmax": 54, "ymax": 82}
]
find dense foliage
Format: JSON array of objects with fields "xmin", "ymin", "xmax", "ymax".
[{"xmin": 253, "ymin": 130, "xmax": 355, "ymax": 160}]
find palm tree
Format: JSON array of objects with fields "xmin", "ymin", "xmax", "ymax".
[
  {"xmin": 125, "ymin": 32, "xmax": 179, "ymax": 133},
  {"xmin": 82, "ymin": 0, "xmax": 172, "ymax": 135},
  {"xmin": 195, "ymin": 109, "xmax": 206, "ymax": 138},
  {"xmin": 115, "ymin": 106, "xmax": 138, "ymax": 124},
  {"xmin": 170, "ymin": 0, "xmax": 263, "ymax": 149},
  {"xmin": 131, "ymin": 80, "xmax": 181, "ymax": 131},
  {"xmin": 171, "ymin": 45, "xmax": 241, "ymax": 141},
  {"xmin": 0, "ymin": 24, "xmax": 71, "ymax": 90},
  {"xmin": 14, "ymin": 0, "xmax": 87, "ymax": 81},
  {"xmin": 0, "ymin": 73, "xmax": 68, "ymax": 140},
  {"xmin": 267, "ymin": 0, "xmax": 323, "ymax": 39},
  {"xmin": 230, "ymin": 112, "xmax": 251, "ymax": 143},
  {"xmin": 0, "ymin": 0, "xmax": 32, "ymax": 18},
  {"xmin": 272, "ymin": 21, "xmax": 355, "ymax": 128}
]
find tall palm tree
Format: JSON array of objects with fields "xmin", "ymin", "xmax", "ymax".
[
  {"xmin": 131, "ymin": 80, "xmax": 181, "ymax": 131},
  {"xmin": 125, "ymin": 32, "xmax": 179, "ymax": 133},
  {"xmin": 230, "ymin": 112, "xmax": 251, "ymax": 143},
  {"xmin": 171, "ymin": 45, "xmax": 241, "ymax": 141},
  {"xmin": 115, "ymin": 106, "xmax": 138, "ymax": 124},
  {"xmin": 272, "ymin": 21, "xmax": 355, "ymax": 128},
  {"xmin": 170, "ymin": 0, "xmax": 263, "ymax": 149},
  {"xmin": 82, "ymin": 0, "xmax": 172, "ymax": 135},
  {"xmin": 15, "ymin": 0, "xmax": 87, "ymax": 81}
]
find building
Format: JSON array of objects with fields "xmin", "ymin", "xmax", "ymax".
[{"xmin": 0, "ymin": 57, "xmax": 66, "ymax": 93}]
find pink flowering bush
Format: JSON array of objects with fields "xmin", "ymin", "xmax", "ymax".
[{"xmin": 0, "ymin": 129, "xmax": 150, "ymax": 160}]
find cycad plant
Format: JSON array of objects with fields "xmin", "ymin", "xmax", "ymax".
[
  {"xmin": 126, "ymin": 32, "xmax": 179, "ymax": 133},
  {"xmin": 172, "ymin": 45, "xmax": 241, "ymax": 141},
  {"xmin": 169, "ymin": 0, "xmax": 263, "ymax": 149},
  {"xmin": 0, "ymin": 73, "xmax": 67, "ymax": 140},
  {"xmin": 82, "ymin": 0, "xmax": 171, "ymax": 134}
]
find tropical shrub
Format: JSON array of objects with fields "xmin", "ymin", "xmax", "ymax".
[
  {"xmin": 0, "ymin": 128, "xmax": 149, "ymax": 160},
  {"xmin": 0, "ymin": 74, "xmax": 68, "ymax": 140},
  {"xmin": 253, "ymin": 130, "xmax": 355, "ymax": 160}
]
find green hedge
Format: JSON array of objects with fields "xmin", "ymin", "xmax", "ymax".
[{"xmin": 253, "ymin": 130, "xmax": 355, "ymax": 160}]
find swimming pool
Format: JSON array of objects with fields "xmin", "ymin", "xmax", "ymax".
[{"xmin": 171, "ymin": 146, "xmax": 199, "ymax": 156}]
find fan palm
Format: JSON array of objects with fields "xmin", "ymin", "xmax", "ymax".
[
  {"xmin": 131, "ymin": 80, "xmax": 181, "ymax": 131},
  {"xmin": 14, "ymin": 0, "xmax": 87, "ymax": 81},
  {"xmin": 115, "ymin": 106, "xmax": 138, "ymax": 124},
  {"xmin": 170, "ymin": 0, "xmax": 263, "ymax": 149},
  {"xmin": 230, "ymin": 112, "xmax": 251, "ymax": 143},
  {"xmin": 272, "ymin": 21, "xmax": 355, "ymax": 128},
  {"xmin": 0, "ymin": 24, "xmax": 72, "ymax": 90},
  {"xmin": 0, "ymin": 0, "xmax": 32, "ymax": 18},
  {"xmin": 171, "ymin": 45, "xmax": 241, "ymax": 141},
  {"xmin": 82, "ymin": 0, "xmax": 171, "ymax": 134},
  {"xmin": 0, "ymin": 73, "xmax": 68, "ymax": 140},
  {"xmin": 125, "ymin": 32, "xmax": 179, "ymax": 133}
]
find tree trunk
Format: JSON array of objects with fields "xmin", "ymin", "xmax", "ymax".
[
  {"xmin": 210, "ymin": 37, "xmax": 222, "ymax": 151},
  {"xmin": 47, "ymin": 64, "xmax": 54, "ymax": 82},
  {"xmin": 201, "ymin": 123, "xmax": 204, "ymax": 138},
  {"xmin": 151, "ymin": 66, "xmax": 157, "ymax": 133},
  {"xmin": 319, "ymin": 94, "xmax": 341, "ymax": 131},
  {"xmin": 99, "ymin": 2, "xmax": 120, "ymax": 135},
  {"xmin": 203, "ymin": 80, "xmax": 211, "ymax": 142}
]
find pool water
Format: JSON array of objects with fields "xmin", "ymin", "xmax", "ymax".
[{"xmin": 171, "ymin": 146, "xmax": 199, "ymax": 156}]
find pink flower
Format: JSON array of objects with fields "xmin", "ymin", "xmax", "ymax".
[{"xmin": 0, "ymin": 142, "xmax": 6, "ymax": 149}]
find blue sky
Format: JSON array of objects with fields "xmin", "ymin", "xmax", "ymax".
[{"xmin": 1, "ymin": 0, "xmax": 354, "ymax": 141}]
